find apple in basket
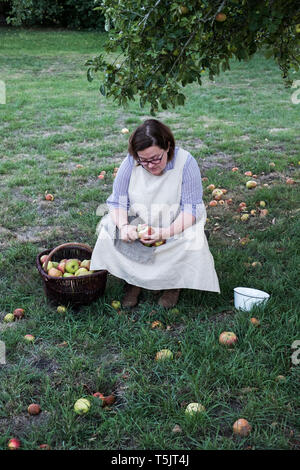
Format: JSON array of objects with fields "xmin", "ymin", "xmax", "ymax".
[
  {"xmin": 48, "ymin": 268, "xmax": 63, "ymax": 277},
  {"xmin": 75, "ymin": 268, "xmax": 89, "ymax": 276},
  {"xmin": 65, "ymin": 259, "xmax": 80, "ymax": 274},
  {"xmin": 80, "ymin": 260, "xmax": 91, "ymax": 270}
]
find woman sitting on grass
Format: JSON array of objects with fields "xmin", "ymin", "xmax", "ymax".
[{"xmin": 90, "ymin": 119, "xmax": 220, "ymax": 308}]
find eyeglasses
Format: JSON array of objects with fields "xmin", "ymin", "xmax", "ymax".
[{"xmin": 137, "ymin": 151, "xmax": 165, "ymax": 166}]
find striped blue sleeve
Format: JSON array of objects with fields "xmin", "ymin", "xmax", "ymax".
[
  {"xmin": 106, "ymin": 154, "xmax": 134, "ymax": 210},
  {"xmin": 180, "ymin": 153, "xmax": 204, "ymax": 219}
]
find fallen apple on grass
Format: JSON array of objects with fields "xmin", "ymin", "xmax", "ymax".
[
  {"xmin": 209, "ymin": 200, "xmax": 218, "ymax": 207},
  {"xmin": 250, "ymin": 317, "xmax": 260, "ymax": 326},
  {"xmin": 57, "ymin": 305, "xmax": 67, "ymax": 314},
  {"xmin": 74, "ymin": 398, "xmax": 91, "ymax": 415},
  {"xmin": 185, "ymin": 402, "xmax": 205, "ymax": 416},
  {"xmin": 7, "ymin": 438, "xmax": 21, "ymax": 450},
  {"xmin": 111, "ymin": 300, "xmax": 121, "ymax": 310},
  {"xmin": 246, "ymin": 180, "xmax": 257, "ymax": 189},
  {"xmin": 219, "ymin": 331, "xmax": 238, "ymax": 346},
  {"xmin": 231, "ymin": 167, "xmax": 239, "ymax": 172},
  {"xmin": 24, "ymin": 334, "xmax": 35, "ymax": 343},
  {"xmin": 207, "ymin": 184, "xmax": 216, "ymax": 192},
  {"xmin": 4, "ymin": 313, "xmax": 15, "ymax": 323},
  {"xmin": 240, "ymin": 213, "xmax": 250, "ymax": 221},
  {"xmin": 45, "ymin": 193, "xmax": 54, "ymax": 201},
  {"xmin": 13, "ymin": 308, "xmax": 25, "ymax": 320},
  {"xmin": 151, "ymin": 320, "xmax": 164, "ymax": 329},
  {"xmin": 28, "ymin": 403, "xmax": 41, "ymax": 415},
  {"xmin": 155, "ymin": 349, "xmax": 173, "ymax": 361},
  {"xmin": 233, "ymin": 418, "xmax": 251, "ymax": 436}
]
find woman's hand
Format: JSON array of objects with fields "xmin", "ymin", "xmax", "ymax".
[
  {"xmin": 119, "ymin": 224, "xmax": 138, "ymax": 242},
  {"xmin": 139, "ymin": 226, "xmax": 166, "ymax": 245}
]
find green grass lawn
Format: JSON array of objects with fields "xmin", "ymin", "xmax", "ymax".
[{"xmin": 0, "ymin": 27, "xmax": 299, "ymax": 450}]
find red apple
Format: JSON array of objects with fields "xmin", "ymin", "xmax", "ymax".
[
  {"xmin": 28, "ymin": 403, "xmax": 41, "ymax": 415},
  {"xmin": 244, "ymin": 171, "xmax": 252, "ymax": 177},
  {"xmin": 40, "ymin": 255, "xmax": 49, "ymax": 264},
  {"xmin": 233, "ymin": 419, "xmax": 251, "ymax": 436},
  {"xmin": 13, "ymin": 308, "xmax": 25, "ymax": 320},
  {"xmin": 231, "ymin": 167, "xmax": 239, "ymax": 172},
  {"xmin": 48, "ymin": 268, "xmax": 63, "ymax": 277},
  {"xmin": 209, "ymin": 200, "xmax": 218, "ymax": 207},
  {"xmin": 38, "ymin": 444, "xmax": 51, "ymax": 450},
  {"xmin": 45, "ymin": 194, "xmax": 54, "ymax": 201},
  {"xmin": 24, "ymin": 334, "xmax": 35, "ymax": 343},
  {"xmin": 8, "ymin": 438, "xmax": 21, "ymax": 450},
  {"xmin": 216, "ymin": 12, "xmax": 227, "ymax": 22},
  {"xmin": 219, "ymin": 331, "xmax": 238, "ymax": 346}
]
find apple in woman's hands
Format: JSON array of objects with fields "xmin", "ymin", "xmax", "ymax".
[
  {"xmin": 139, "ymin": 226, "xmax": 165, "ymax": 246},
  {"xmin": 119, "ymin": 224, "xmax": 139, "ymax": 242}
]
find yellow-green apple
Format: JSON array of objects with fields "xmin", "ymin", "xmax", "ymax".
[
  {"xmin": 121, "ymin": 128, "xmax": 129, "ymax": 134},
  {"xmin": 233, "ymin": 419, "xmax": 251, "ymax": 436},
  {"xmin": 251, "ymin": 261, "xmax": 262, "ymax": 267},
  {"xmin": 74, "ymin": 398, "xmax": 91, "ymax": 415},
  {"xmin": 48, "ymin": 267, "xmax": 63, "ymax": 277},
  {"xmin": 65, "ymin": 259, "xmax": 80, "ymax": 274},
  {"xmin": 154, "ymin": 240, "xmax": 166, "ymax": 247},
  {"xmin": 51, "ymin": 262, "xmax": 59, "ymax": 268},
  {"xmin": 215, "ymin": 12, "xmax": 227, "ymax": 22},
  {"xmin": 111, "ymin": 300, "xmax": 121, "ymax": 309},
  {"xmin": 43, "ymin": 260, "xmax": 53, "ymax": 272},
  {"xmin": 185, "ymin": 403, "xmax": 205, "ymax": 416},
  {"xmin": 219, "ymin": 331, "xmax": 237, "ymax": 346},
  {"xmin": 155, "ymin": 349, "xmax": 173, "ymax": 361},
  {"xmin": 269, "ymin": 162, "xmax": 276, "ymax": 169},
  {"xmin": 75, "ymin": 267, "xmax": 89, "ymax": 276},
  {"xmin": 259, "ymin": 201, "xmax": 266, "ymax": 207},
  {"xmin": 246, "ymin": 180, "xmax": 257, "ymax": 189},
  {"xmin": 63, "ymin": 272, "xmax": 73, "ymax": 278},
  {"xmin": 241, "ymin": 213, "xmax": 250, "ymax": 221},
  {"xmin": 24, "ymin": 334, "xmax": 35, "ymax": 343},
  {"xmin": 28, "ymin": 404, "xmax": 41, "ymax": 415},
  {"xmin": 80, "ymin": 260, "xmax": 91, "ymax": 270},
  {"xmin": 13, "ymin": 308, "xmax": 25, "ymax": 320},
  {"xmin": 57, "ymin": 306, "xmax": 66, "ymax": 314},
  {"xmin": 4, "ymin": 313, "xmax": 15, "ymax": 323},
  {"xmin": 8, "ymin": 438, "xmax": 21, "ymax": 450}
]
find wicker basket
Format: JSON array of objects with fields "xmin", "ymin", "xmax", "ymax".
[{"xmin": 36, "ymin": 242, "xmax": 107, "ymax": 306}]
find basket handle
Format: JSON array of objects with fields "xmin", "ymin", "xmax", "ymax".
[{"xmin": 44, "ymin": 242, "xmax": 92, "ymax": 271}]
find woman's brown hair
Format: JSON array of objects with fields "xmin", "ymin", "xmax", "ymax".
[{"xmin": 128, "ymin": 119, "xmax": 175, "ymax": 163}]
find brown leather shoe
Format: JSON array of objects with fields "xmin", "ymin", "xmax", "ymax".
[
  {"xmin": 158, "ymin": 289, "xmax": 180, "ymax": 308},
  {"xmin": 122, "ymin": 284, "xmax": 142, "ymax": 308}
]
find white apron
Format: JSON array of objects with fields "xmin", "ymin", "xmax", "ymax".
[{"xmin": 90, "ymin": 148, "xmax": 220, "ymax": 293}]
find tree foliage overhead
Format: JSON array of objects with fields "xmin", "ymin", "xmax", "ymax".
[{"xmin": 86, "ymin": 0, "xmax": 300, "ymax": 114}]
